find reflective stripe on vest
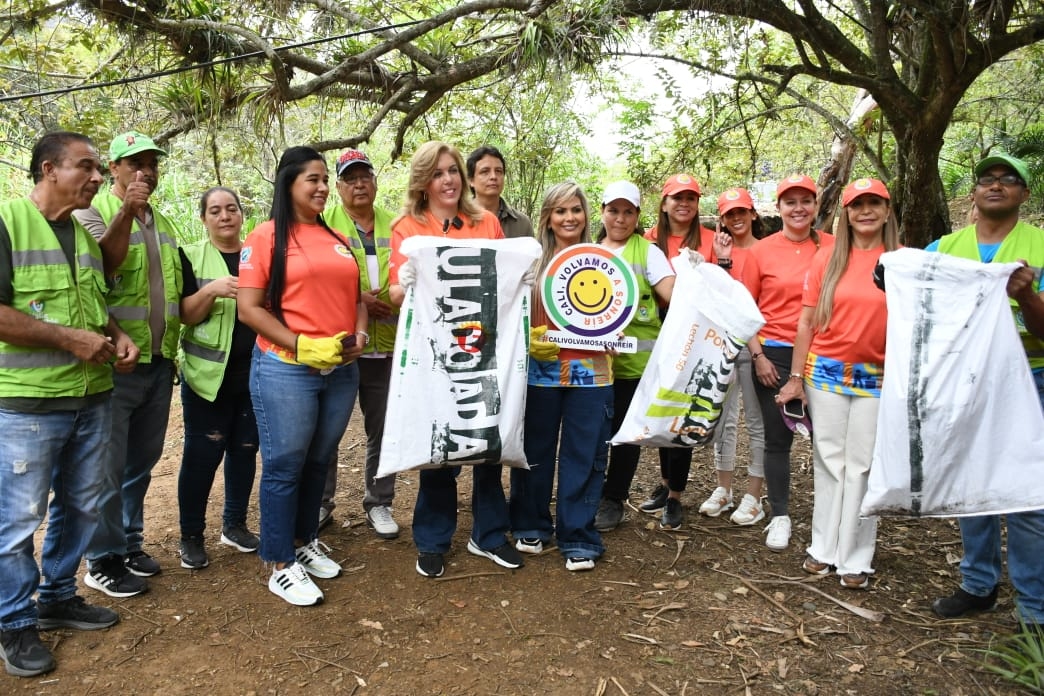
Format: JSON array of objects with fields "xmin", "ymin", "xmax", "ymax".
[
  {"xmin": 325, "ymin": 204, "xmax": 398, "ymax": 353},
  {"xmin": 178, "ymin": 240, "xmax": 237, "ymax": 401},
  {"xmin": 613, "ymin": 234, "xmax": 663, "ymax": 379},
  {"xmin": 0, "ymin": 198, "xmax": 113, "ymax": 398},
  {"xmin": 938, "ymin": 221, "xmax": 1044, "ymax": 370},
  {"xmin": 92, "ymin": 191, "xmax": 183, "ymax": 360}
]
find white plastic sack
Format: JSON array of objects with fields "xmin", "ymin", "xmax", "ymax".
[
  {"xmin": 861, "ymin": 248, "xmax": 1044, "ymax": 517},
  {"xmin": 378, "ymin": 236, "xmax": 540, "ymax": 476},
  {"xmin": 610, "ymin": 250, "xmax": 765, "ymax": 447}
]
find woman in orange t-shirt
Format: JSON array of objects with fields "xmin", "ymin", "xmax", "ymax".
[
  {"xmin": 742, "ymin": 174, "xmax": 834, "ymax": 553},
  {"xmin": 777, "ymin": 178, "xmax": 897, "ymax": 590},
  {"xmin": 386, "ymin": 141, "xmax": 519, "ymax": 581},
  {"xmin": 239, "ymin": 146, "xmax": 368, "ymax": 607},
  {"xmin": 699, "ymin": 188, "xmax": 769, "ymax": 527}
]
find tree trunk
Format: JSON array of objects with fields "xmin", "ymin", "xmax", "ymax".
[
  {"xmin": 815, "ymin": 90, "xmax": 878, "ymax": 233},
  {"xmin": 894, "ymin": 130, "xmax": 951, "ymax": 249}
]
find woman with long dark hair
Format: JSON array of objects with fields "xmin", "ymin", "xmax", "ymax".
[
  {"xmin": 700, "ymin": 188, "xmax": 768, "ymax": 526},
  {"xmin": 238, "ymin": 147, "xmax": 367, "ymax": 605}
]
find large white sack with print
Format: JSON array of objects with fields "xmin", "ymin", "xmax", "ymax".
[
  {"xmin": 378, "ymin": 236, "xmax": 540, "ymax": 476},
  {"xmin": 610, "ymin": 250, "xmax": 764, "ymax": 447},
  {"xmin": 861, "ymin": 248, "xmax": 1044, "ymax": 517}
]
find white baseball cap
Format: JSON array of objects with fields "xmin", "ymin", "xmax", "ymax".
[{"xmin": 601, "ymin": 181, "xmax": 640, "ymax": 208}]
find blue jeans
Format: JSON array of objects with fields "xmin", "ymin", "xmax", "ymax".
[
  {"xmin": 251, "ymin": 348, "xmax": 358, "ymax": 564},
  {"xmin": 178, "ymin": 378, "xmax": 258, "ymax": 537},
  {"xmin": 510, "ymin": 385, "xmax": 612, "ymax": 560},
  {"xmin": 956, "ymin": 369, "xmax": 1044, "ymax": 623},
  {"xmin": 412, "ymin": 464, "xmax": 511, "ymax": 554},
  {"xmin": 0, "ymin": 400, "xmax": 111, "ymax": 630},
  {"xmin": 87, "ymin": 357, "xmax": 174, "ymax": 562}
]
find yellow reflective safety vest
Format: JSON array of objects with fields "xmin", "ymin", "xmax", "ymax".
[
  {"xmin": 938, "ymin": 221, "xmax": 1044, "ymax": 370},
  {"xmin": 614, "ymin": 233, "xmax": 663, "ymax": 379},
  {"xmin": 325, "ymin": 204, "xmax": 398, "ymax": 353},
  {"xmin": 0, "ymin": 199, "xmax": 113, "ymax": 397},
  {"xmin": 179, "ymin": 240, "xmax": 237, "ymax": 401},
  {"xmin": 92, "ymin": 191, "xmax": 182, "ymax": 361}
]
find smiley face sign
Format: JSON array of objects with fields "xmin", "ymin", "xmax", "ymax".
[{"xmin": 540, "ymin": 244, "xmax": 639, "ymax": 349}]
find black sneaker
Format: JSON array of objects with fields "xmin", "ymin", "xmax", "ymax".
[
  {"xmin": 124, "ymin": 550, "xmax": 161, "ymax": 577},
  {"xmin": 220, "ymin": 524, "xmax": 259, "ymax": 553},
  {"xmin": 933, "ymin": 586, "xmax": 998, "ymax": 618},
  {"xmin": 466, "ymin": 539, "xmax": 524, "ymax": 569},
  {"xmin": 84, "ymin": 556, "xmax": 148, "ymax": 598},
  {"xmin": 416, "ymin": 552, "xmax": 445, "ymax": 578},
  {"xmin": 1, "ymin": 626, "xmax": 55, "ymax": 677},
  {"xmin": 180, "ymin": 536, "xmax": 209, "ymax": 569},
  {"xmin": 660, "ymin": 498, "xmax": 684, "ymax": 530},
  {"xmin": 639, "ymin": 485, "xmax": 669, "ymax": 515},
  {"xmin": 38, "ymin": 596, "xmax": 118, "ymax": 631},
  {"xmin": 594, "ymin": 498, "xmax": 624, "ymax": 531}
]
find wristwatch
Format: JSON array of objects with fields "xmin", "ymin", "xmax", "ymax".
[{"xmin": 716, "ymin": 257, "xmax": 733, "ymax": 270}]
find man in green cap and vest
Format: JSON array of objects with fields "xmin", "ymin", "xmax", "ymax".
[
  {"xmin": 0, "ymin": 131, "xmax": 139, "ymax": 676},
  {"xmin": 926, "ymin": 153, "xmax": 1044, "ymax": 627},
  {"xmin": 73, "ymin": 130, "xmax": 183, "ymax": 597},
  {"xmin": 321, "ymin": 148, "xmax": 400, "ymax": 538}
]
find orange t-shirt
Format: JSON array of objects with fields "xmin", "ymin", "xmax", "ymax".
[
  {"xmin": 742, "ymin": 231, "xmax": 835, "ymax": 345},
  {"xmin": 239, "ymin": 220, "xmax": 361, "ymax": 354},
  {"xmin": 728, "ymin": 243, "xmax": 757, "ymax": 282},
  {"xmin": 644, "ymin": 225, "xmax": 717, "ymax": 267},
  {"xmin": 389, "ymin": 210, "xmax": 504, "ymax": 283},
  {"xmin": 802, "ymin": 245, "xmax": 887, "ymax": 365}
]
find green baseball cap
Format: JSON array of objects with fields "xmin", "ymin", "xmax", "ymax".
[
  {"xmin": 974, "ymin": 153, "xmax": 1031, "ymax": 186},
  {"xmin": 109, "ymin": 131, "xmax": 167, "ymax": 162}
]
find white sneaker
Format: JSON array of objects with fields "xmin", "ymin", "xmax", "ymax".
[
  {"xmin": 515, "ymin": 537, "xmax": 543, "ymax": 554},
  {"xmin": 730, "ymin": 494, "xmax": 766, "ymax": 526},
  {"xmin": 294, "ymin": 539, "xmax": 342, "ymax": 579},
  {"xmin": 764, "ymin": 515, "xmax": 791, "ymax": 552},
  {"xmin": 698, "ymin": 486, "xmax": 733, "ymax": 517},
  {"xmin": 565, "ymin": 557, "xmax": 595, "ymax": 572},
  {"xmin": 269, "ymin": 563, "xmax": 324, "ymax": 606},
  {"xmin": 366, "ymin": 505, "xmax": 400, "ymax": 539}
]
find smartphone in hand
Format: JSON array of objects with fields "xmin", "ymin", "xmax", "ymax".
[
  {"xmin": 341, "ymin": 334, "xmax": 357, "ymax": 348},
  {"xmin": 782, "ymin": 399, "xmax": 805, "ymax": 420}
]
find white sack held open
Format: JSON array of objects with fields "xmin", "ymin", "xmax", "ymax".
[
  {"xmin": 609, "ymin": 250, "xmax": 764, "ymax": 448},
  {"xmin": 862, "ymin": 248, "xmax": 1044, "ymax": 517},
  {"xmin": 378, "ymin": 236, "xmax": 541, "ymax": 476}
]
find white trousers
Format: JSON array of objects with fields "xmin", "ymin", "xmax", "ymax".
[{"xmin": 804, "ymin": 388, "xmax": 879, "ymax": 576}]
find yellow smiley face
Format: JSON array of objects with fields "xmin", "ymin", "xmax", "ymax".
[{"xmin": 568, "ymin": 268, "xmax": 612, "ymax": 315}]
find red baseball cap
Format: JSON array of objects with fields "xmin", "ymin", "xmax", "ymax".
[
  {"xmin": 662, "ymin": 173, "xmax": 701, "ymax": 197},
  {"xmin": 776, "ymin": 174, "xmax": 817, "ymax": 200},
  {"xmin": 717, "ymin": 187, "xmax": 755, "ymax": 216},
  {"xmin": 841, "ymin": 177, "xmax": 890, "ymax": 206}
]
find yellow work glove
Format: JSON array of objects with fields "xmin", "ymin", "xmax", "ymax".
[
  {"xmin": 529, "ymin": 325, "xmax": 560, "ymax": 362},
  {"xmin": 296, "ymin": 332, "xmax": 348, "ymax": 369}
]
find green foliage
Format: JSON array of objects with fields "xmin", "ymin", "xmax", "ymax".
[{"xmin": 979, "ymin": 621, "xmax": 1044, "ymax": 694}]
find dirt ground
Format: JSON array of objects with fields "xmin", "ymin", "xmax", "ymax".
[{"xmin": 9, "ymin": 396, "xmax": 1033, "ymax": 695}]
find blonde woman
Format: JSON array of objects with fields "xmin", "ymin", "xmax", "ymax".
[
  {"xmin": 387, "ymin": 141, "xmax": 521, "ymax": 579},
  {"xmin": 777, "ymin": 178, "xmax": 898, "ymax": 589}
]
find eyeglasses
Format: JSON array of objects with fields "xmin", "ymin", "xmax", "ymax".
[
  {"xmin": 339, "ymin": 174, "xmax": 374, "ymax": 185},
  {"xmin": 977, "ymin": 174, "xmax": 1024, "ymax": 186}
]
